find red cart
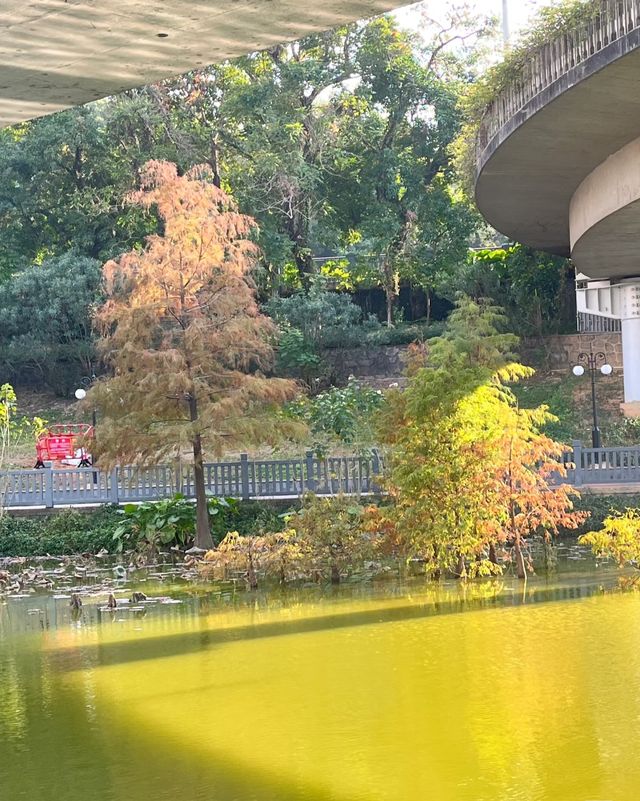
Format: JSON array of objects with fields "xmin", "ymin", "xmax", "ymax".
[{"xmin": 35, "ymin": 424, "xmax": 94, "ymax": 468}]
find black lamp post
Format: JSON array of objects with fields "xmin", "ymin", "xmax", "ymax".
[
  {"xmin": 75, "ymin": 374, "xmax": 97, "ymax": 467},
  {"xmin": 572, "ymin": 351, "xmax": 613, "ymax": 449}
]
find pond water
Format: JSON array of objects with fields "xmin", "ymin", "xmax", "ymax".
[{"xmin": 1, "ymin": 548, "xmax": 639, "ymax": 801}]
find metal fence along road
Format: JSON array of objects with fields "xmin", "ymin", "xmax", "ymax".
[{"xmin": 0, "ymin": 452, "xmax": 383, "ymax": 510}]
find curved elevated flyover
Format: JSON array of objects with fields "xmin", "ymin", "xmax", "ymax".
[
  {"xmin": 0, "ymin": 0, "xmax": 401, "ymax": 129},
  {"xmin": 473, "ymin": 0, "xmax": 640, "ymax": 411}
]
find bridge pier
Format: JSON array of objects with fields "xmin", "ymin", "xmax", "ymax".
[
  {"xmin": 576, "ymin": 275, "xmax": 640, "ymax": 416},
  {"xmin": 621, "ymin": 314, "xmax": 640, "ymax": 416}
]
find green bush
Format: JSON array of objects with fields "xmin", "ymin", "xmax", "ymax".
[
  {"xmin": 275, "ymin": 325, "xmax": 327, "ymax": 388},
  {"xmin": 0, "ymin": 500, "xmax": 291, "ymax": 557},
  {"xmin": 286, "ymin": 378, "xmax": 385, "ymax": 446},
  {"xmin": 266, "ymin": 280, "xmax": 365, "ymax": 347},
  {"xmin": 232, "ymin": 501, "xmax": 289, "ymax": 537},
  {"xmin": 568, "ymin": 494, "xmax": 640, "ymax": 537},
  {"xmin": 0, "ymin": 507, "xmax": 119, "ymax": 556},
  {"xmin": 112, "ymin": 495, "xmax": 202, "ymax": 553}
]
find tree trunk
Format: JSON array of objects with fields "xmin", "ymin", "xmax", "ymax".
[
  {"xmin": 425, "ymin": 288, "xmax": 432, "ymax": 326},
  {"xmin": 542, "ymin": 537, "xmax": 557, "ymax": 574},
  {"xmin": 209, "ymin": 137, "xmax": 221, "ymax": 188},
  {"xmin": 488, "ymin": 542, "xmax": 499, "ymax": 566},
  {"xmin": 385, "ymin": 288, "xmax": 394, "ymax": 327},
  {"xmin": 330, "ymin": 562, "xmax": 340, "ymax": 585},
  {"xmin": 246, "ymin": 553, "xmax": 258, "ymax": 590},
  {"xmin": 189, "ymin": 395, "xmax": 214, "ymax": 551},
  {"xmin": 514, "ymin": 536, "xmax": 527, "ymax": 580}
]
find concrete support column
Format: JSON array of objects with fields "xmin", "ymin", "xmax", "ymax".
[
  {"xmin": 617, "ymin": 278, "xmax": 640, "ymax": 416},
  {"xmin": 621, "ymin": 316, "xmax": 640, "ymax": 415}
]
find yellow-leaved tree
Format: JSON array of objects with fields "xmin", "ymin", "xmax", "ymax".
[
  {"xmin": 375, "ymin": 298, "xmax": 585, "ymax": 579},
  {"xmin": 89, "ymin": 161, "xmax": 301, "ymax": 549}
]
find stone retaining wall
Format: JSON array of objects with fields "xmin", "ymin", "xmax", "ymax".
[
  {"xmin": 324, "ymin": 332, "xmax": 624, "ymax": 384},
  {"xmin": 323, "ymin": 346, "xmax": 408, "ymax": 382},
  {"xmin": 520, "ymin": 333, "xmax": 623, "ymax": 371}
]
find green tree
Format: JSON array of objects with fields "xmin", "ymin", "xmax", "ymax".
[
  {"xmin": 149, "ymin": 11, "xmax": 491, "ymax": 299},
  {"xmin": 150, "ymin": 28, "xmax": 364, "ymax": 285},
  {"xmin": 449, "ymin": 244, "xmax": 576, "ymax": 336},
  {"xmin": 0, "ymin": 106, "xmax": 157, "ymax": 273},
  {"xmin": 375, "ymin": 297, "xmax": 583, "ymax": 578},
  {"xmin": 0, "ymin": 252, "xmax": 101, "ymax": 394},
  {"xmin": 325, "ymin": 16, "xmax": 485, "ymax": 324}
]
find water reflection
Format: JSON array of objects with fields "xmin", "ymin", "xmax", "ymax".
[{"xmin": 1, "ymin": 549, "xmax": 640, "ymax": 801}]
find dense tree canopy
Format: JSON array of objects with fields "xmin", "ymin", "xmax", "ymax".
[
  {"xmin": 0, "ymin": 252, "xmax": 101, "ymax": 393},
  {"xmin": 0, "ymin": 5, "xmax": 575, "ymax": 392}
]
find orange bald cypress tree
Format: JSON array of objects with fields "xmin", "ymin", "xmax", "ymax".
[{"xmin": 89, "ymin": 161, "xmax": 300, "ymax": 549}]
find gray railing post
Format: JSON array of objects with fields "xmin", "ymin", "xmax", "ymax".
[
  {"xmin": 572, "ymin": 440, "xmax": 583, "ymax": 487},
  {"xmin": 371, "ymin": 448, "xmax": 381, "ymax": 476},
  {"xmin": 174, "ymin": 460, "xmax": 184, "ymax": 496},
  {"xmin": 43, "ymin": 468, "xmax": 54, "ymax": 508},
  {"xmin": 370, "ymin": 448, "xmax": 383, "ymax": 494},
  {"xmin": 240, "ymin": 453, "xmax": 251, "ymax": 501},
  {"xmin": 305, "ymin": 451, "xmax": 317, "ymax": 493},
  {"xmin": 109, "ymin": 467, "xmax": 119, "ymax": 504}
]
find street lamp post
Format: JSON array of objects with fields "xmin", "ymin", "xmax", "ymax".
[
  {"xmin": 572, "ymin": 351, "xmax": 613, "ymax": 449},
  {"xmin": 75, "ymin": 374, "xmax": 97, "ymax": 468},
  {"xmin": 502, "ymin": 0, "xmax": 510, "ymax": 46}
]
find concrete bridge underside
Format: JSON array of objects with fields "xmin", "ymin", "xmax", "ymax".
[
  {"xmin": 474, "ymin": 19, "xmax": 640, "ymax": 412},
  {"xmin": 476, "ymin": 33, "xmax": 640, "ymax": 281},
  {"xmin": 0, "ymin": 0, "xmax": 401, "ymax": 129}
]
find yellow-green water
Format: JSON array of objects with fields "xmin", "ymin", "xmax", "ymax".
[{"xmin": 2, "ymin": 569, "xmax": 639, "ymax": 801}]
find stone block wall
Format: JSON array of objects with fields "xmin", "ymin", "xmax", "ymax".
[
  {"xmin": 520, "ymin": 333, "xmax": 623, "ymax": 371},
  {"xmin": 323, "ymin": 332, "xmax": 624, "ymax": 386},
  {"xmin": 323, "ymin": 346, "xmax": 408, "ymax": 383}
]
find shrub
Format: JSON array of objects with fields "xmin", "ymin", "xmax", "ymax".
[
  {"xmin": 0, "ymin": 500, "xmax": 290, "ymax": 557},
  {"xmin": 112, "ymin": 495, "xmax": 243, "ymax": 553},
  {"xmin": 275, "ymin": 325, "xmax": 327, "ymax": 388},
  {"xmin": 568, "ymin": 494, "xmax": 640, "ymax": 537},
  {"xmin": 266, "ymin": 280, "xmax": 364, "ymax": 347},
  {"xmin": 286, "ymin": 378, "xmax": 385, "ymax": 446},
  {"xmin": 0, "ymin": 508, "xmax": 119, "ymax": 556}
]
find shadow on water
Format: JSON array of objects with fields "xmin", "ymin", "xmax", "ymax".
[
  {"xmin": 0, "ymin": 566, "xmax": 629, "ymax": 801},
  {"xmin": 1, "ymin": 650, "xmax": 364, "ymax": 801},
  {"xmin": 48, "ymin": 575, "xmax": 612, "ymax": 673}
]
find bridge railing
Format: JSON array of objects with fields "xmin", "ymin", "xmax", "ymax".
[
  {"xmin": 479, "ymin": 0, "xmax": 640, "ymax": 151},
  {"xmin": 0, "ymin": 451, "xmax": 384, "ymax": 509},
  {"xmin": 564, "ymin": 440, "xmax": 640, "ymax": 485},
  {"xmin": 4, "ymin": 443, "xmax": 640, "ymax": 510}
]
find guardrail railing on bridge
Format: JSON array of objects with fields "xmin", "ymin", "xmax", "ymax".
[
  {"xmin": 479, "ymin": 0, "xmax": 640, "ymax": 151},
  {"xmin": 0, "ymin": 451, "xmax": 383, "ymax": 510}
]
